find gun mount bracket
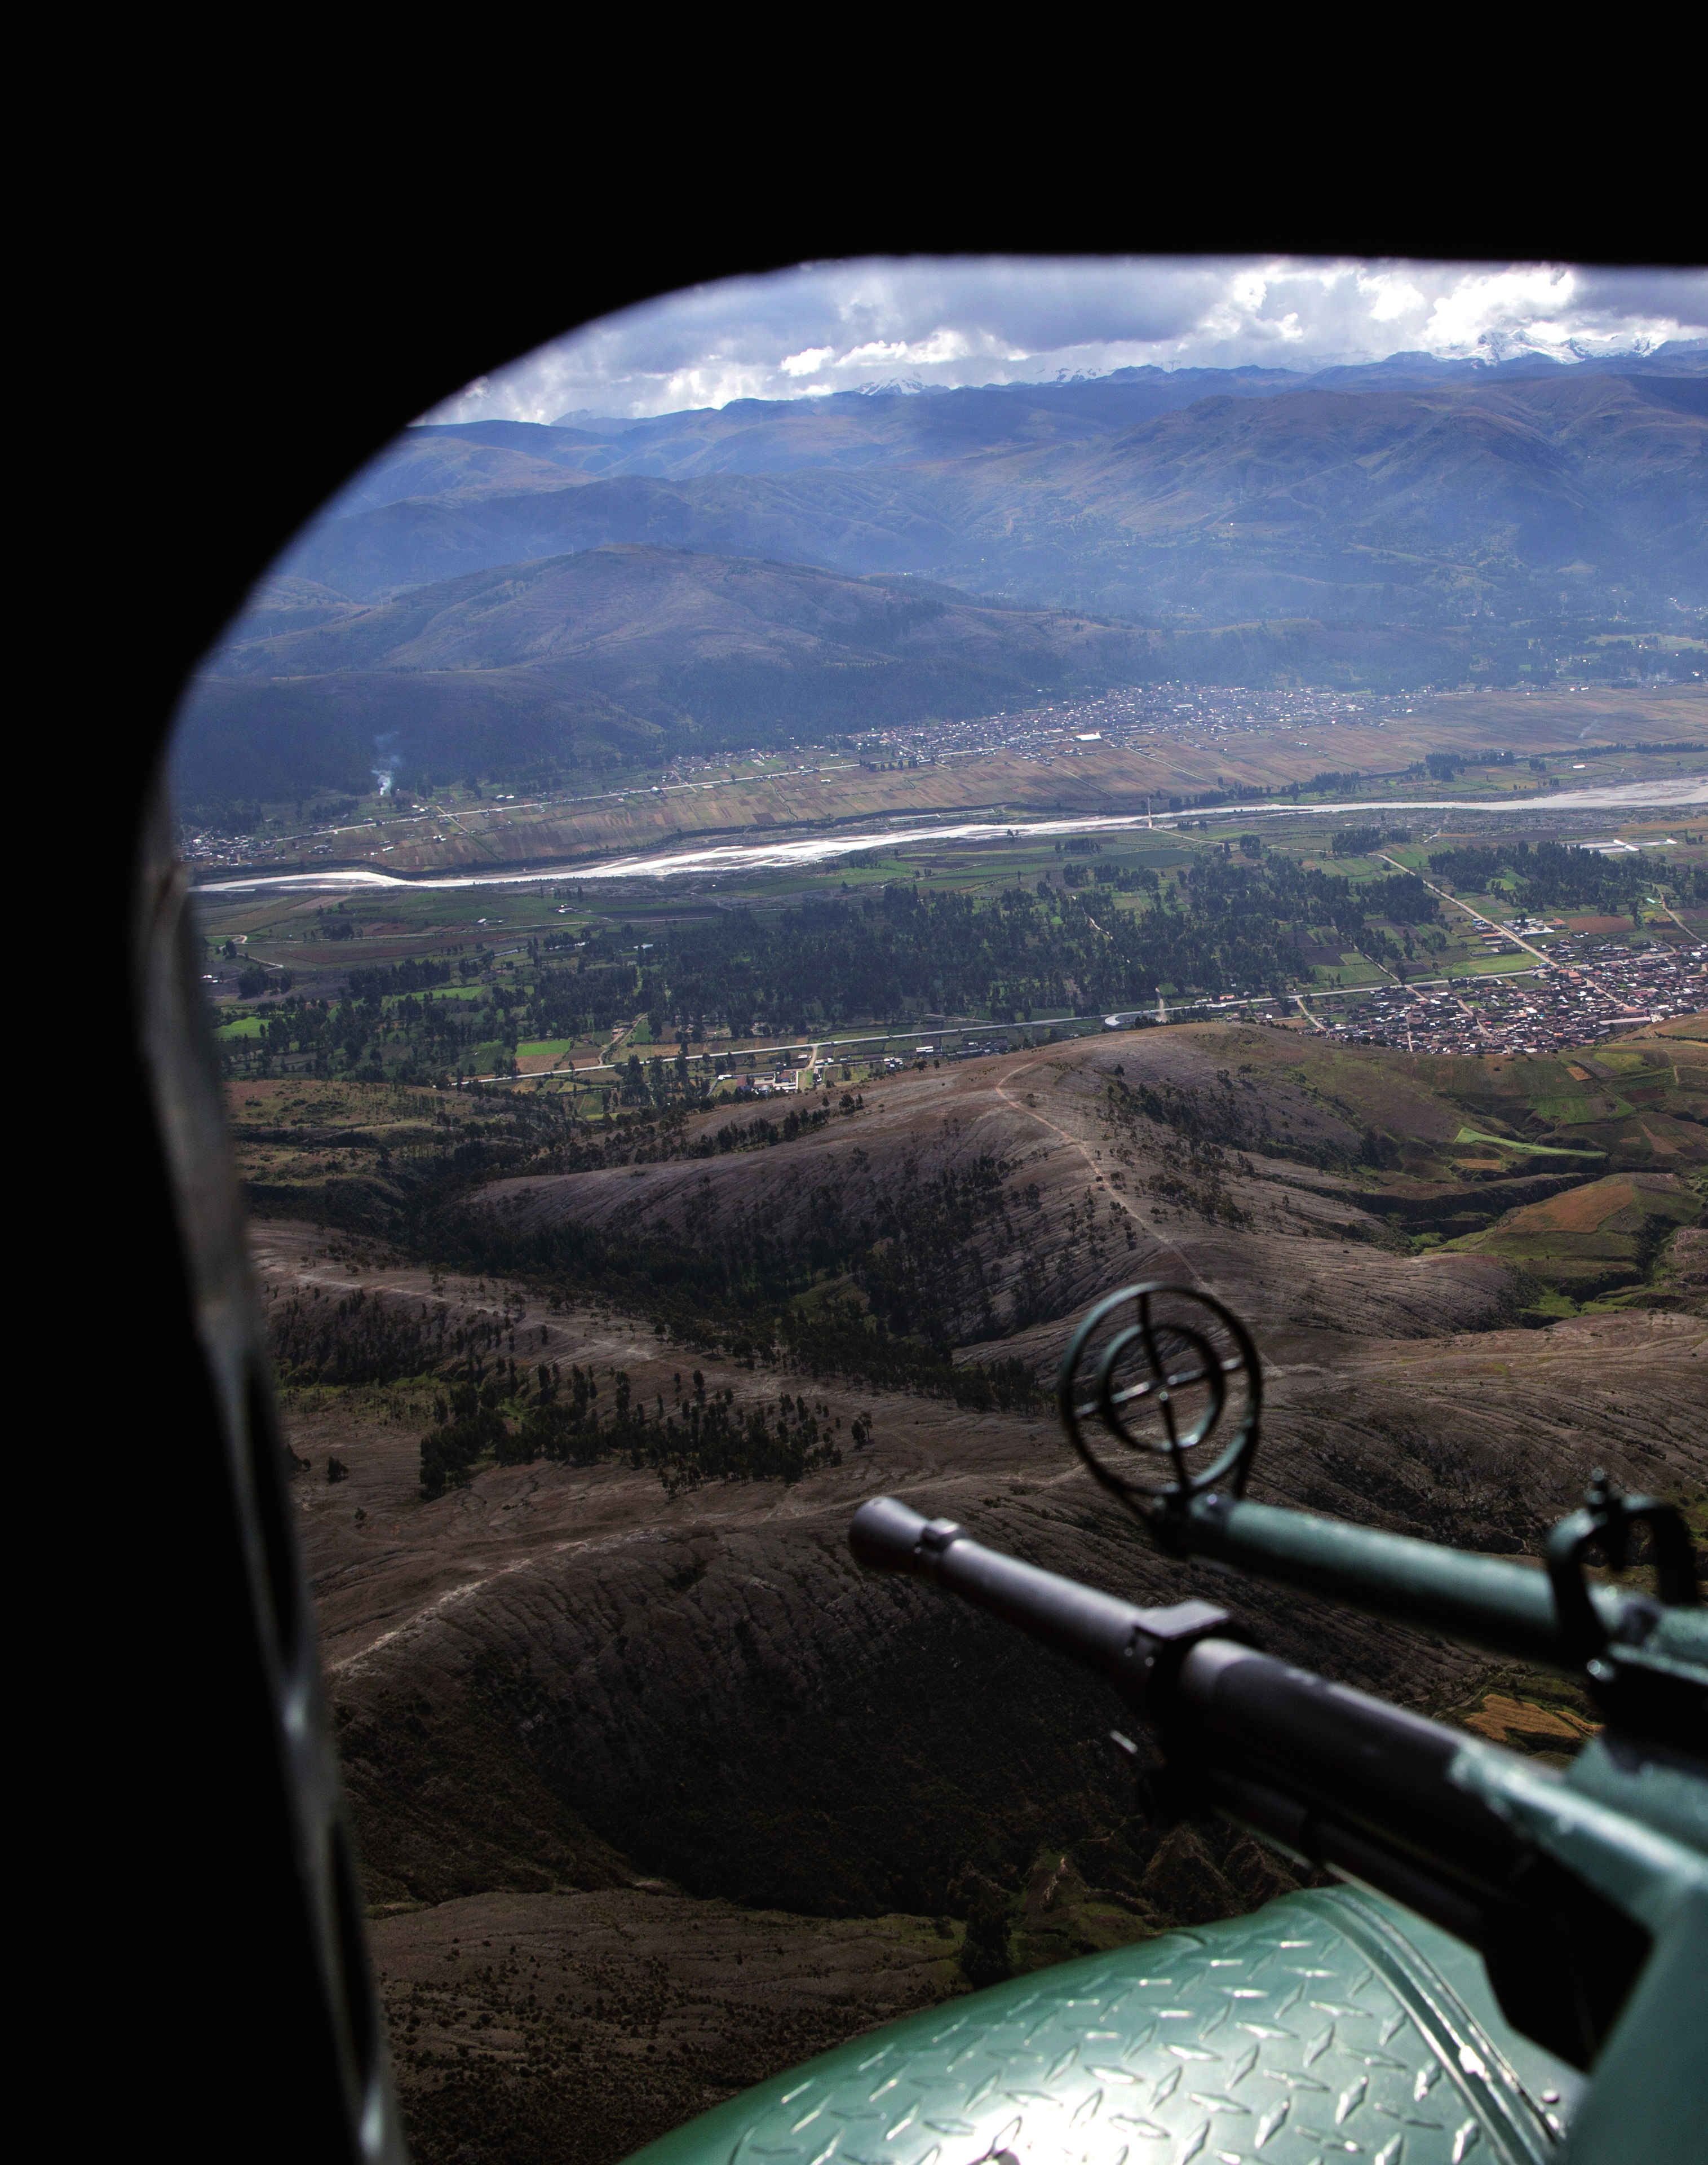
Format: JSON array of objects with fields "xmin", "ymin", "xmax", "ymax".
[
  {"xmin": 1546, "ymin": 1470, "xmax": 1699, "ymax": 1669},
  {"xmin": 1059, "ymin": 1283, "xmax": 1263, "ymax": 1527}
]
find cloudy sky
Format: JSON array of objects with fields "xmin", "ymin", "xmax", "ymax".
[{"xmin": 424, "ymin": 257, "xmax": 1708, "ymax": 426}]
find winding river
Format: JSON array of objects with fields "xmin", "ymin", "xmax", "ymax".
[{"xmin": 195, "ymin": 774, "xmax": 1708, "ymax": 898}]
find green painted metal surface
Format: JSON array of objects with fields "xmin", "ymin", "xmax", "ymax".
[
  {"xmin": 625, "ymin": 1310, "xmax": 1705, "ymax": 2165},
  {"xmin": 627, "ymin": 1887, "xmax": 1577, "ymax": 2165}
]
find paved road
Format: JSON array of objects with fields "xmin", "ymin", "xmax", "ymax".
[{"xmin": 454, "ymin": 970, "xmax": 1578, "ymax": 1086}]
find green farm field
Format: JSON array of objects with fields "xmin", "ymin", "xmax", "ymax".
[{"xmin": 1446, "ymin": 1171, "xmax": 1703, "ymax": 1301}]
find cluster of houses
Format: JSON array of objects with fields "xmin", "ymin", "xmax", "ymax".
[{"xmin": 1324, "ymin": 935, "xmax": 1706, "ymax": 1055}]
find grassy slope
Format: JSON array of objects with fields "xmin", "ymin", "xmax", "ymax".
[{"xmin": 1448, "ymin": 1172, "xmax": 1703, "ymax": 1298}]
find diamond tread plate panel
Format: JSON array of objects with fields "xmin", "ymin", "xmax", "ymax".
[{"xmin": 630, "ymin": 1890, "xmax": 1564, "ymax": 2165}]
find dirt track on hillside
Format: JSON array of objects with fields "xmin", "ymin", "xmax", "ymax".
[{"xmin": 480, "ymin": 1027, "xmax": 1536, "ymax": 1351}]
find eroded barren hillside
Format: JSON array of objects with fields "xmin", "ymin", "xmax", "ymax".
[{"xmin": 253, "ymin": 1021, "xmax": 1707, "ymax": 2163}]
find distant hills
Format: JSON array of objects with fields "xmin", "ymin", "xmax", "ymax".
[
  {"xmin": 179, "ymin": 550, "xmax": 1160, "ymax": 802},
  {"xmin": 285, "ymin": 347, "xmax": 1708, "ymax": 621},
  {"xmin": 175, "ymin": 548, "xmax": 1533, "ymax": 810},
  {"xmin": 337, "ymin": 342, "xmax": 1708, "ymax": 504},
  {"xmin": 176, "ymin": 348, "xmax": 1708, "ymax": 810}
]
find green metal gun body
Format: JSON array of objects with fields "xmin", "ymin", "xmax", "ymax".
[
  {"xmin": 1143, "ymin": 1489, "xmax": 1706, "ymax": 1747},
  {"xmin": 1158, "ymin": 1492, "xmax": 1617, "ymax": 1659},
  {"xmin": 629, "ymin": 1282, "xmax": 1705, "ymax": 2165},
  {"xmin": 848, "ymin": 1493, "xmax": 1707, "ymax": 2163}
]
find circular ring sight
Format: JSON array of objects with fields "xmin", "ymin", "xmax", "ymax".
[{"xmin": 1057, "ymin": 1283, "xmax": 1262, "ymax": 1517}]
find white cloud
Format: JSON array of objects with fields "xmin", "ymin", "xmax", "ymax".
[
  {"xmin": 419, "ymin": 257, "xmax": 1708, "ymax": 426},
  {"xmin": 1421, "ymin": 266, "xmax": 1580, "ymax": 354},
  {"xmin": 1359, "ymin": 269, "xmax": 1426, "ymax": 323}
]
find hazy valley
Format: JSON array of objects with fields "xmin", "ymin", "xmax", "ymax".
[{"xmin": 174, "ymin": 348, "xmax": 1707, "ymax": 822}]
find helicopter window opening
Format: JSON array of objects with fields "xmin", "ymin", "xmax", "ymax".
[{"xmin": 157, "ymin": 252, "xmax": 1708, "ymax": 2165}]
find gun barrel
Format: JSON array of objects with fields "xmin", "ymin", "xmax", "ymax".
[
  {"xmin": 852, "ymin": 1498, "xmax": 1508, "ymax": 1870},
  {"xmin": 848, "ymin": 1496, "xmax": 1637, "ymax": 2038},
  {"xmin": 851, "ymin": 1494, "xmax": 1229, "ymax": 1706},
  {"xmin": 1174, "ymin": 1494, "xmax": 1643, "ymax": 1666}
]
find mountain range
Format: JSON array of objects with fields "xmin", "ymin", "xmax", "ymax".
[
  {"xmin": 285, "ymin": 346, "xmax": 1708, "ymax": 618},
  {"xmin": 177, "ymin": 348, "xmax": 1708, "ymax": 810},
  {"xmin": 181, "ymin": 551, "xmax": 1162, "ymax": 802}
]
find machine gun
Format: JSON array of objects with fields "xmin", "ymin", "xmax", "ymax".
[
  {"xmin": 837, "ymin": 1284, "xmax": 1706, "ymax": 2165},
  {"xmin": 637, "ymin": 1284, "xmax": 1704, "ymax": 2165}
]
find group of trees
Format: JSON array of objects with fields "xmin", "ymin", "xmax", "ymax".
[
  {"xmin": 220, "ymin": 851, "xmax": 1457, "ymax": 1087},
  {"xmin": 1101, "ymin": 1067, "xmax": 1347, "ymax": 1175},
  {"xmin": 1331, "ymin": 826, "xmax": 1411, "ymax": 857},
  {"xmin": 270, "ymin": 1282, "xmax": 551, "ymax": 1390},
  {"xmin": 418, "ymin": 1364, "xmax": 853, "ymax": 1499},
  {"xmin": 531, "ymin": 1096, "xmax": 862, "ymax": 1172},
  {"xmin": 269, "ymin": 1285, "xmax": 449, "ymax": 1385},
  {"xmin": 233, "ymin": 815, "xmax": 1622, "ymax": 1097},
  {"xmin": 444, "ymin": 1116, "xmax": 1055, "ymax": 1397},
  {"xmin": 512, "ymin": 869, "xmax": 1444, "ymax": 1044},
  {"xmin": 249, "ymin": 1070, "xmax": 1050, "ymax": 1421},
  {"xmin": 1427, "ymin": 840, "xmax": 1707, "ymax": 915},
  {"xmin": 346, "ymin": 958, "xmax": 455, "ymax": 1000},
  {"xmin": 1421, "ymin": 749, "xmax": 1516, "ymax": 782},
  {"xmin": 220, "ymin": 978, "xmax": 519, "ymax": 1083},
  {"xmin": 264, "ymin": 1271, "xmax": 879, "ymax": 1499}
]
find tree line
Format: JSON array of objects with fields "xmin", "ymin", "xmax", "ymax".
[
  {"xmin": 515, "ymin": 868, "xmax": 1442, "ymax": 1044},
  {"xmin": 419, "ymin": 1365, "xmax": 855, "ymax": 1499},
  {"xmin": 218, "ymin": 852, "xmax": 1458, "ymax": 1088},
  {"xmin": 1426, "ymin": 840, "xmax": 1707, "ymax": 914}
]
